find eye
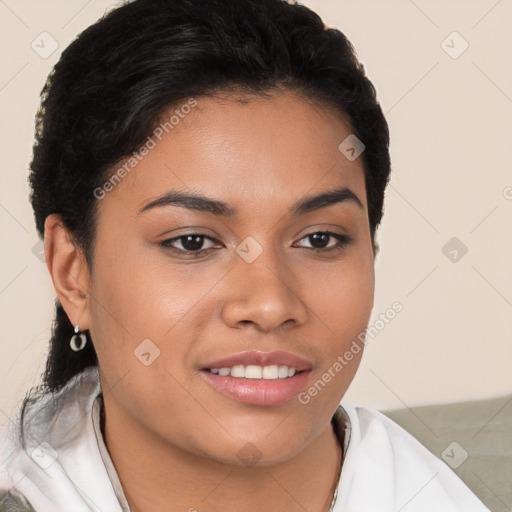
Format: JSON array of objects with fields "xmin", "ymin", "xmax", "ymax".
[
  {"xmin": 159, "ymin": 230, "xmax": 352, "ymax": 258},
  {"xmin": 294, "ymin": 231, "xmax": 352, "ymax": 252},
  {"xmin": 159, "ymin": 233, "xmax": 220, "ymax": 256}
]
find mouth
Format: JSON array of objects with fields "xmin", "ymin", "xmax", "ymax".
[
  {"xmin": 199, "ymin": 351, "xmax": 313, "ymax": 406},
  {"xmin": 208, "ymin": 365, "xmax": 301, "ymax": 379}
]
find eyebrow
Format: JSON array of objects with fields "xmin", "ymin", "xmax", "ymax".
[{"xmin": 137, "ymin": 186, "xmax": 363, "ymax": 217}]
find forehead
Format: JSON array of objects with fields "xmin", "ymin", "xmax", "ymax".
[{"xmin": 100, "ymin": 91, "xmax": 367, "ymax": 219}]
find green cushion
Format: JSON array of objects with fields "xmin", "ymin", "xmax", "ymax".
[
  {"xmin": 0, "ymin": 489, "xmax": 36, "ymax": 511},
  {"xmin": 383, "ymin": 395, "xmax": 512, "ymax": 512}
]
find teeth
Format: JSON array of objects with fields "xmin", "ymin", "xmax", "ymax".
[
  {"xmin": 209, "ymin": 365, "xmax": 298, "ymax": 379},
  {"xmin": 230, "ymin": 365, "xmax": 245, "ymax": 378},
  {"xmin": 262, "ymin": 365, "xmax": 279, "ymax": 379},
  {"xmin": 245, "ymin": 365, "xmax": 262, "ymax": 379}
]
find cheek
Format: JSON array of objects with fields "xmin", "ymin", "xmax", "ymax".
[
  {"xmin": 302, "ymin": 249, "xmax": 374, "ymax": 383},
  {"xmin": 88, "ymin": 236, "xmax": 185, "ymax": 335},
  {"xmin": 85, "ymin": 238, "xmax": 170, "ymax": 381},
  {"xmin": 293, "ymin": 260, "xmax": 373, "ymax": 414},
  {"xmin": 305, "ymin": 251, "xmax": 375, "ymax": 337},
  {"xmin": 87, "ymin": 238, "xmax": 220, "ymax": 393},
  {"xmin": 95, "ymin": 233, "xmax": 217, "ymax": 323}
]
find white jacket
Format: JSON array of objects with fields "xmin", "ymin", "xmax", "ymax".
[{"xmin": 0, "ymin": 366, "xmax": 490, "ymax": 511}]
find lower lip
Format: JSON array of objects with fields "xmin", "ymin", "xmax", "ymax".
[{"xmin": 200, "ymin": 370, "xmax": 312, "ymax": 406}]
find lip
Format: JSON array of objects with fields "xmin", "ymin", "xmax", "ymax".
[
  {"xmin": 200, "ymin": 369, "xmax": 312, "ymax": 406},
  {"xmin": 201, "ymin": 350, "xmax": 313, "ymax": 372}
]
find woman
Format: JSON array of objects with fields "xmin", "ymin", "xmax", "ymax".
[{"xmin": 0, "ymin": 0, "xmax": 490, "ymax": 510}]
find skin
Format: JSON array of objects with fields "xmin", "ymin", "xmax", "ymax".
[{"xmin": 44, "ymin": 90, "xmax": 376, "ymax": 512}]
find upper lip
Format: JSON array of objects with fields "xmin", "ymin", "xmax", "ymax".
[{"xmin": 201, "ymin": 350, "xmax": 313, "ymax": 372}]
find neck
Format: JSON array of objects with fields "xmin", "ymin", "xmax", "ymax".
[{"xmin": 102, "ymin": 400, "xmax": 343, "ymax": 512}]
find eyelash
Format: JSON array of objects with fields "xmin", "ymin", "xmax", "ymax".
[{"xmin": 159, "ymin": 231, "xmax": 352, "ymax": 258}]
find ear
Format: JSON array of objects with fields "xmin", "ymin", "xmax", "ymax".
[{"xmin": 44, "ymin": 214, "xmax": 91, "ymax": 329}]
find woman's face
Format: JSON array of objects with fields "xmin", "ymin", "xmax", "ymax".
[{"xmin": 82, "ymin": 90, "xmax": 375, "ymax": 465}]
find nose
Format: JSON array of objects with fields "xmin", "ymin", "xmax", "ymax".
[{"xmin": 221, "ymin": 244, "xmax": 309, "ymax": 333}]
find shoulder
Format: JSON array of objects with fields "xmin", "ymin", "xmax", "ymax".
[
  {"xmin": 333, "ymin": 405, "xmax": 491, "ymax": 511},
  {"xmin": 0, "ymin": 366, "xmax": 107, "ymax": 511}
]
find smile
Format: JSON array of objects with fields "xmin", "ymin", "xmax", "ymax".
[{"xmin": 208, "ymin": 365, "xmax": 298, "ymax": 379}]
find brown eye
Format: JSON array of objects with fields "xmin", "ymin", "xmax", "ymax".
[
  {"xmin": 160, "ymin": 233, "xmax": 220, "ymax": 256},
  {"xmin": 294, "ymin": 231, "xmax": 352, "ymax": 251}
]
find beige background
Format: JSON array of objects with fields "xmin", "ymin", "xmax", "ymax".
[{"xmin": 0, "ymin": 0, "xmax": 511, "ymax": 424}]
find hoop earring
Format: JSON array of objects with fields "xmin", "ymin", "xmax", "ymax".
[{"xmin": 70, "ymin": 325, "xmax": 87, "ymax": 351}]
